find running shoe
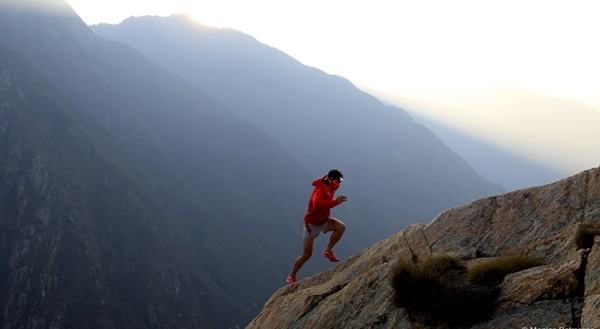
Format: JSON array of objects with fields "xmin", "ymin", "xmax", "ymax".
[{"xmin": 323, "ymin": 250, "xmax": 339, "ymax": 262}]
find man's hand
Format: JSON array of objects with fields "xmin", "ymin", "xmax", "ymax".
[{"xmin": 336, "ymin": 195, "xmax": 348, "ymax": 203}]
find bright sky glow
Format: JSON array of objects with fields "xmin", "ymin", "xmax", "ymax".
[
  {"xmin": 66, "ymin": 0, "xmax": 600, "ymax": 176},
  {"xmin": 66, "ymin": 0, "xmax": 600, "ymax": 109}
]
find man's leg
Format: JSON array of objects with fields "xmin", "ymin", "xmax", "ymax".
[
  {"xmin": 289, "ymin": 237, "xmax": 315, "ymax": 279},
  {"xmin": 323, "ymin": 218, "xmax": 345, "ymax": 253}
]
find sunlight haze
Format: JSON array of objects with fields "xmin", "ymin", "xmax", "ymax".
[
  {"xmin": 66, "ymin": 0, "xmax": 600, "ymax": 179},
  {"xmin": 67, "ymin": 0, "xmax": 600, "ymax": 109}
]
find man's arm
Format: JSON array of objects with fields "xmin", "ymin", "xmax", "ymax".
[{"xmin": 312, "ymin": 188, "xmax": 346, "ymax": 210}]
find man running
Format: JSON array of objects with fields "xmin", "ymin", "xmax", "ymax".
[{"xmin": 287, "ymin": 169, "xmax": 347, "ymax": 284}]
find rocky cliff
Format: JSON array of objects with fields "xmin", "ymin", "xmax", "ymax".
[{"xmin": 248, "ymin": 166, "xmax": 600, "ymax": 328}]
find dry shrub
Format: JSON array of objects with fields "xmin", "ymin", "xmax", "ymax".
[
  {"xmin": 389, "ymin": 254, "xmax": 498, "ymax": 327},
  {"xmin": 575, "ymin": 222, "xmax": 599, "ymax": 250}
]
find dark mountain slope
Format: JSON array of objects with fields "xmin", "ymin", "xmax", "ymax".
[
  {"xmin": 1, "ymin": 1, "xmax": 312, "ymax": 327},
  {"xmin": 93, "ymin": 15, "xmax": 505, "ymax": 237}
]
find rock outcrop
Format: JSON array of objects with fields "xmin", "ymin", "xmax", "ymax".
[{"xmin": 248, "ymin": 166, "xmax": 600, "ymax": 328}]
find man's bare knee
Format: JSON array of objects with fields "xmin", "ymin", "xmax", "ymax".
[
  {"xmin": 301, "ymin": 252, "xmax": 312, "ymax": 261},
  {"xmin": 333, "ymin": 220, "xmax": 345, "ymax": 233}
]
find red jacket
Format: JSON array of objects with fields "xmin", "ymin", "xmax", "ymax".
[{"xmin": 304, "ymin": 175, "xmax": 341, "ymax": 225}]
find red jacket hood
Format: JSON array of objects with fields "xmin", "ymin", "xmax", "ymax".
[{"xmin": 312, "ymin": 175, "xmax": 339, "ymax": 191}]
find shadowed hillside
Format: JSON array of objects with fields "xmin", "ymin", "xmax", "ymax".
[{"xmin": 1, "ymin": 1, "xmax": 310, "ymax": 327}]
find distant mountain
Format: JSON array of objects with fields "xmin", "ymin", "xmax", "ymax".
[
  {"xmin": 395, "ymin": 86, "xmax": 600, "ymax": 190},
  {"xmin": 92, "ymin": 14, "xmax": 504, "ymax": 237}
]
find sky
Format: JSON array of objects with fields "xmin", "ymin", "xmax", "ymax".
[
  {"xmin": 65, "ymin": 0, "xmax": 600, "ymax": 179},
  {"xmin": 65, "ymin": 0, "xmax": 600, "ymax": 110}
]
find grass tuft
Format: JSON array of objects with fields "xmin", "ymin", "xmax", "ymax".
[{"xmin": 468, "ymin": 255, "xmax": 545, "ymax": 286}]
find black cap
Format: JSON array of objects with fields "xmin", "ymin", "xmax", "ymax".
[{"xmin": 328, "ymin": 169, "xmax": 343, "ymax": 181}]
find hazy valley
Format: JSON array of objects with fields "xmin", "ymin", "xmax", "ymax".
[{"xmin": 386, "ymin": 87, "xmax": 600, "ymax": 190}]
